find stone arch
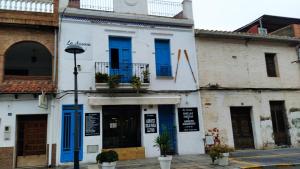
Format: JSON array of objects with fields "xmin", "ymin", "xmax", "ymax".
[{"xmin": 4, "ymin": 41, "xmax": 53, "ymax": 77}]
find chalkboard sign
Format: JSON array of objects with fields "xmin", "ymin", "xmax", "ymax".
[
  {"xmin": 178, "ymin": 108, "xmax": 200, "ymax": 132},
  {"xmin": 85, "ymin": 113, "xmax": 100, "ymax": 136},
  {"xmin": 144, "ymin": 114, "xmax": 157, "ymax": 133}
]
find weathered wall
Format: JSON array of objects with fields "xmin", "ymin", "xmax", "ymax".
[
  {"xmin": 196, "ymin": 38, "xmax": 300, "ymax": 89},
  {"xmin": 200, "ymin": 90, "xmax": 300, "ymax": 149},
  {"xmin": 196, "ymin": 36, "xmax": 300, "ymax": 149}
]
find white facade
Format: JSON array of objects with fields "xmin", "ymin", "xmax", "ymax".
[
  {"xmin": 196, "ymin": 31, "xmax": 300, "ymax": 149},
  {"xmin": 56, "ymin": 0, "xmax": 204, "ymax": 165}
]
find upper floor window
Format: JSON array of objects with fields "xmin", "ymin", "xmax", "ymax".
[
  {"xmin": 155, "ymin": 39, "xmax": 172, "ymax": 77},
  {"xmin": 265, "ymin": 53, "xmax": 279, "ymax": 77},
  {"xmin": 4, "ymin": 41, "xmax": 52, "ymax": 78}
]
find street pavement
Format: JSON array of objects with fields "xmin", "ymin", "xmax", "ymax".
[
  {"xmin": 230, "ymin": 148, "xmax": 300, "ymax": 168},
  {"xmin": 52, "ymin": 148, "xmax": 300, "ymax": 169}
]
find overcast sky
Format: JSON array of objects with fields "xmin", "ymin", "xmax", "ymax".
[{"xmin": 192, "ymin": 0, "xmax": 300, "ymax": 31}]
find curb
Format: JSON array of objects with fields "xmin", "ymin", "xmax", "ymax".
[{"xmin": 240, "ymin": 163, "xmax": 300, "ymax": 169}]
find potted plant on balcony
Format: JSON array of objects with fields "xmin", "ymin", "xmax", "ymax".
[
  {"xmin": 154, "ymin": 129, "xmax": 172, "ymax": 169},
  {"xmin": 142, "ymin": 69, "xmax": 150, "ymax": 83},
  {"xmin": 95, "ymin": 72, "xmax": 109, "ymax": 83},
  {"xmin": 131, "ymin": 75, "xmax": 142, "ymax": 93},
  {"xmin": 96, "ymin": 150, "xmax": 119, "ymax": 169},
  {"xmin": 208, "ymin": 144, "xmax": 234, "ymax": 166},
  {"xmin": 107, "ymin": 75, "xmax": 121, "ymax": 89}
]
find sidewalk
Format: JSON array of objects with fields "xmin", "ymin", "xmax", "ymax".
[{"xmin": 70, "ymin": 155, "xmax": 242, "ymax": 169}]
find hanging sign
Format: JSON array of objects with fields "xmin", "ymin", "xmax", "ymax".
[
  {"xmin": 144, "ymin": 114, "xmax": 157, "ymax": 133},
  {"xmin": 85, "ymin": 113, "xmax": 100, "ymax": 136},
  {"xmin": 178, "ymin": 108, "xmax": 200, "ymax": 132}
]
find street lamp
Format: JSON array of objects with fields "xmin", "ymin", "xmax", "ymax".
[{"xmin": 65, "ymin": 44, "xmax": 85, "ymax": 169}]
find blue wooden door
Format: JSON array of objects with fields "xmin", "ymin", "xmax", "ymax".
[
  {"xmin": 158, "ymin": 105, "xmax": 177, "ymax": 154},
  {"xmin": 61, "ymin": 105, "xmax": 83, "ymax": 163},
  {"xmin": 109, "ymin": 37, "xmax": 132, "ymax": 83},
  {"xmin": 155, "ymin": 39, "xmax": 172, "ymax": 76}
]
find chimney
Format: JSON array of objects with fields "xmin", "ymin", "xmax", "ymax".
[
  {"xmin": 113, "ymin": 0, "xmax": 148, "ymax": 15},
  {"xmin": 182, "ymin": 0, "xmax": 193, "ymax": 20}
]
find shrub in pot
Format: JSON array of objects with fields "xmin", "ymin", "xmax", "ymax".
[
  {"xmin": 95, "ymin": 72, "xmax": 109, "ymax": 83},
  {"xmin": 154, "ymin": 129, "xmax": 172, "ymax": 169},
  {"xmin": 142, "ymin": 69, "xmax": 150, "ymax": 83},
  {"xmin": 208, "ymin": 144, "xmax": 234, "ymax": 166},
  {"xmin": 96, "ymin": 150, "xmax": 119, "ymax": 169},
  {"xmin": 131, "ymin": 76, "xmax": 142, "ymax": 93},
  {"xmin": 107, "ymin": 75, "xmax": 121, "ymax": 89}
]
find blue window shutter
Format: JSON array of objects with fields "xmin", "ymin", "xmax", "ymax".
[{"xmin": 155, "ymin": 39, "xmax": 172, "ymax": 77}]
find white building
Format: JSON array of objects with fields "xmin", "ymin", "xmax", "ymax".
[
  {"xmin": 195, "ymin": 29, "xmax": 300, "ymax": 150},
  {"xmin": 56, "ymin": 0, "xmax": 204, "ymax": 165}
]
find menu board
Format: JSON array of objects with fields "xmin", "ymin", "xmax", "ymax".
[
  {"xmin": 178, "ymin": 108, "xmax": 200, "ymax": 132},
  {"xmin": 85, "ymin": 113, "xmax": 100, "ymax": 136},
  {"xmin": 144, "ymin": 114, "xmax": 157, "ymax": 133}
]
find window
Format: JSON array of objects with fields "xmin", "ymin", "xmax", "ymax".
[
  {"xmin": 155, "ymin": 39, "xmax": 172, "ymax": 77},
  {"xmin": 265, "ymin": 53, "xmax": 279, "ymax": 77},
  {"xmin": 110, "ymin": 48, "xmax": 119, "ymax": 69},
  {"xmin": 5, "ymin": 41, "xmax": 52, "ymax": 77}
]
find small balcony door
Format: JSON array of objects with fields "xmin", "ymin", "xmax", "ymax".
[{"xmin": 109, "ymin": 37, "xmax": 132, "ymax": 83}]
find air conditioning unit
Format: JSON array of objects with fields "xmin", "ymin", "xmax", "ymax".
[{"xmin": 258, "ymin": 27, "xmax": 268, "ymax": 35}]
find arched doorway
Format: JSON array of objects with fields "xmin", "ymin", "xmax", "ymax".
[{"xmin": 4, "ymin": 41, "xmax": 52, "ymax": 78}]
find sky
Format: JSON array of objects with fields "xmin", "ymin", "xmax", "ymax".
[{"xmin": 192, "ymin": 0, "xmax": 300, "ymax": 31}]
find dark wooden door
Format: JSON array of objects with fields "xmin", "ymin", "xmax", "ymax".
[
  {"xmin": 17, "ymin": 115, "xmax": 48, "ymax": 168},
  {"xmin": 103, "ymin": 106, "xmax": 141, "ymax": 149},
  {"xmin": 17, "ymin": 115, "xmax": 47, "ymax": 156},
  {"xmin": 230, "ymin": 107, "xmax": 255, "ymax": 149},
  {"xmin": 270, "ymin": 101, "xmax": 290, "ymax": 146}
]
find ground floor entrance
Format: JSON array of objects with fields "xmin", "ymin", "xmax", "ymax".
[
  {"xmin": 158, "ymin": 105, "xmax": 177, "ymax": 155},
  {"xmin": 103, "ymin": 105, "xmax": 141, "ymax": 149},
  {"xmin": 230, "ymin": 107, "xmax": 255, "ymax": 149},
  {"xmin": 16, "ymin": 115, "xmax": 48, "ymax": 168},
  {"xmin": 269, "ymin": 101, "xmax": 290, "ymax": 146}
]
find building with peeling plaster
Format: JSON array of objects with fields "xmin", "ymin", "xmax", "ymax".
[{"xmin": 195, "ymin": 29, "xmax": 300, "ymax": 150}]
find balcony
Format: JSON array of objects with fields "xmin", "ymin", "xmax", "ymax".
[
  {"xmin": 0, "ymin": 0, "xmax": 54, "ymax": 13},
  {"xmin": 68, "ymin": 0, "xmax": 184, "ymax": 18},
  {"xmin": 0, "ymin": 0, "xmax": 58, "ymax": 26},
  {"xmin": 95, "ymin": 62, "xmax": 150, "ymax": 90}
]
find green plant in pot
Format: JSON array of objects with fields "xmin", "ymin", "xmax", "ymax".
[
  {"xmin": 107, "ymin": 75, "xmax": 121, "ymax": 89},
  {"xmin": 96, "ymin": 150, "xmax": 119, "ymax": 169},
  {"xmin": 95, "ymin": 72, "xmax": 109, "ymax": 83},
  {"xmin": 142, "ymin": 69, "xmax": 150, "ymax": 83},
  {"xmin": 208, "ymin": 144, "xmax": 234, "ymax": 166},
  {"xmin": 131, "ymin": 75, "xmax": 142, "ymax": 93},
  {"xmin": 154, "ymin": 129, "xmax": 172, "ymax": 169}
]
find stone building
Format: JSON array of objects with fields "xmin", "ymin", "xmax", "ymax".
[
  {"xmin": 195, "ymin": 29, "xmax": 300, "ymax": 150},
  {"xmin": 0, "ymin": 0, "xmax": 58, "ymax": 168}
]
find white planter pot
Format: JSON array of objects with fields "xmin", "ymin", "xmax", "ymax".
[
  {"xmin": 218, "ymin": 153, "xmax": 229, "ymax": 166},
  {"xmin": 98, "ymin": 162, "xmax": 117, "ymax": 169},
  {"xmin": 158, "ymin": 156, "xmax": 172, "ymax": 169}
]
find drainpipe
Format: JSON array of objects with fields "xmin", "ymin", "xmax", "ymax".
[
  {"xmin": 182, "ymin": 0, "xmax": 194, "ymax": 20},
  {"xmin": 297, "ymin": 45, "xmax": 300, "ymax": 61}
]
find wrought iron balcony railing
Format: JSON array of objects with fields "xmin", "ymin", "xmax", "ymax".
[
  {"xmin": 68, "ymin": 0, "xmax": 183, "ymax": 17},
  {"xmin": 95, "ymin": 62, "xmax": 150, "ymax": 84},
  {"xmin": 0, "ymin": 0, "xmax": 54, "ymax": 13}
]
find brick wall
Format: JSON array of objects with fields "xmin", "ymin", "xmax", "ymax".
[
  {"xmin": 0, "ymin": 25, "xmax": 55, "ymax": 83},
  {"xmin": 0, "ymin": 0, "xmax": 58, "ymax": 27},
  {"xmin": 0, "ymin": 147, "xmax": 14, "ymax": 169},
  {"xmin": 293, "ymin": 24, "xmax": 300, "ymax": 38}
]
